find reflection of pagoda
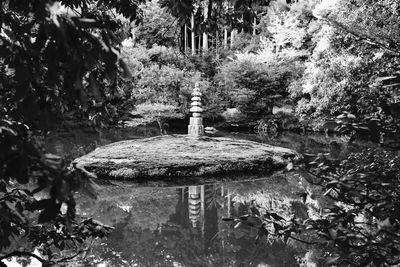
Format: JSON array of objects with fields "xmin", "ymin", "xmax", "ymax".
[
  {"xmin": 188, "ymin": 186, "xmax": 204, "ymax": 229},
  {"xmin": 184, "ymin": 185, "xmax": 234, "ymax": 232},
  {"xmin": 171, "ymin": 185, "xmax": 226, "ymax": 252}
]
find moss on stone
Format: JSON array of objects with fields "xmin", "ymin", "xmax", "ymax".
[{"xmin": 73, "ymin": 135, "xmax": 301, "ymax": 181}]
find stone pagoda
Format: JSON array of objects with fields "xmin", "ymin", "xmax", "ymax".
[{"xmin": 188, "ymin": 82, "xmax": 204, "ymax": 138}]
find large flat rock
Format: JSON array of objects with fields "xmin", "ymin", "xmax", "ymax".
[{"xmin": 73, "ymin": 135, "xmax": 301, "ymax": 180}]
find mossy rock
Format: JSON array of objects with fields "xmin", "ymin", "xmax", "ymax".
[{"xmin": 73, "ymin": 135, "xmax": 301, "ymax": 181}]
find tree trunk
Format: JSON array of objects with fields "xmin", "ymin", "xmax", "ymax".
[
  {"xmin": 241, "ymin": 14, "xmax": 244, "ymax": 33},
  {"xmin": 132, "ymin": 29, "xmax": 136, "ymax": 45},
  {"xmin": 216, "ymin": 31, "xmax": 219, "ymax": 56},
  {"xmin": 184, "ymin": 24, "xmax": 188, "ymax": 54},
  {"xmin": 203, "ymin": 32, "xmax": 208, "ymax": 51},
  {"xmin": 224, "ymin": 28, "xmax": 228, "ymax": 49},
  {"xmin": 253, "ymin": 17, "xmax": 256, "ymax": 35},
  {"xmin": 230, "ymin": 29, "xmax": 236, "ymax": 48},
  {"xmin": 202, "ymin": 0, "xmax": 209, "ymax": 52},
  {"xmin": 191, "ymin": 13, "xmax": 195, "ymax": 55},
  {"xmin": 198, "ymin": 34, "xmax": 202, "ymax": 54}
]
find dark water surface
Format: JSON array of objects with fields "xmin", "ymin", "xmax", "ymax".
[{"xmin": 45, "ymin": 128, "xmax": 374, "ymax": 267}]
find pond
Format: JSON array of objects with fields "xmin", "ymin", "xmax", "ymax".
[{"xmin": 45, "ymin": 127, "xmax": 376, "ymax": 267}]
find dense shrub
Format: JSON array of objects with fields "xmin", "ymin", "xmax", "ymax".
[
  {"xmin": 230, "ymin": 32, "xmax": 260, "ymax": 52},
  {"xmin": 201, "ymin": 84, "xmax": 231, "ymax": 120},
  {"xmin": 214, "ymin": 50, "xmax": 304, "ymax": 118},
  {"xmin": 291, "ymin": 26, "xmax": 400, "ymax": 119},
  {"xmin": 187, "ymin": 51, "xmax": 221, "ymax": 78},
  {"xmin": 303, "ymin": 149, "xmax": 400, "ymax": 266},
  {"xmin": 121, "ymin": 45, "xmax": 151, "ymax": 68},
  {"xmin": 122, "ymin": 45, "xmax": 192, "ymax": 70},
  {"xmin": 146, "ymin": 45, "xmax": 192, "ymax": 69},
  {"xmin": 133, "ymin": 64, "xmax": 209, "ymax": 114},
  {"xmin": 290, "ymin": 0, "xmax": 400, "ymax": 120},
  {"xmin": 291, "ymin": 35, "xmax": 364, "ymax": 117}
]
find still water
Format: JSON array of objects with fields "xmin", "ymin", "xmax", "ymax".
[
  {"xmin": 45, "ymin": 127, "xmax": 372, "ymax": 267},
  {"xmin": 76, "ymin": 176, "xmax": 311, "ymax": 267}
]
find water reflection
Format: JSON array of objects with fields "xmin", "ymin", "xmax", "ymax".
[{"xmin": 78, "ymin": 174, "xmax": 312, "ymax": 267}]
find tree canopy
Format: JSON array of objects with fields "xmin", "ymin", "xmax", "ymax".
[{"xmin": 0, "ymin": 0, "xmax": 144, "ymax": 264}]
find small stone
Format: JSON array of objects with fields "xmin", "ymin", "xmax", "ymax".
[{"xmin": 205, "ymin": 127, "xmax": 217, "ymax": 133}]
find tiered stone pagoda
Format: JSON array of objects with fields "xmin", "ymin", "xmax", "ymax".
[{"xmin": 188, "ymin": 82, "xmax": 204, "ymax": 138}]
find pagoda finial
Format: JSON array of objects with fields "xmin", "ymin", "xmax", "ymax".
[{"xmin": 188, "ymin": 82, "xmax": 204, "ymax": 138}]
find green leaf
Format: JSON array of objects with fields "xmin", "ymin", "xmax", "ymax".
[{"xmin": 2, "ymin": 28, "xmax": 16, "ymax": 41}]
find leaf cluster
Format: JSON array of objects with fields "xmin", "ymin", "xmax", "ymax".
[
  {"xmin": 0, "ymin": 0, "xmax": 140, "ymax": 129},
  {"xmin": 0, "ymin": 0, "xmax": 144, "ymax": 263},
  {"xmin": 225, "ymin": 149, "xmax": 400, "ymax": 266},
  {"xmin": 302, "ymin": 149, "xmax": 400, "ymax": 266}
]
